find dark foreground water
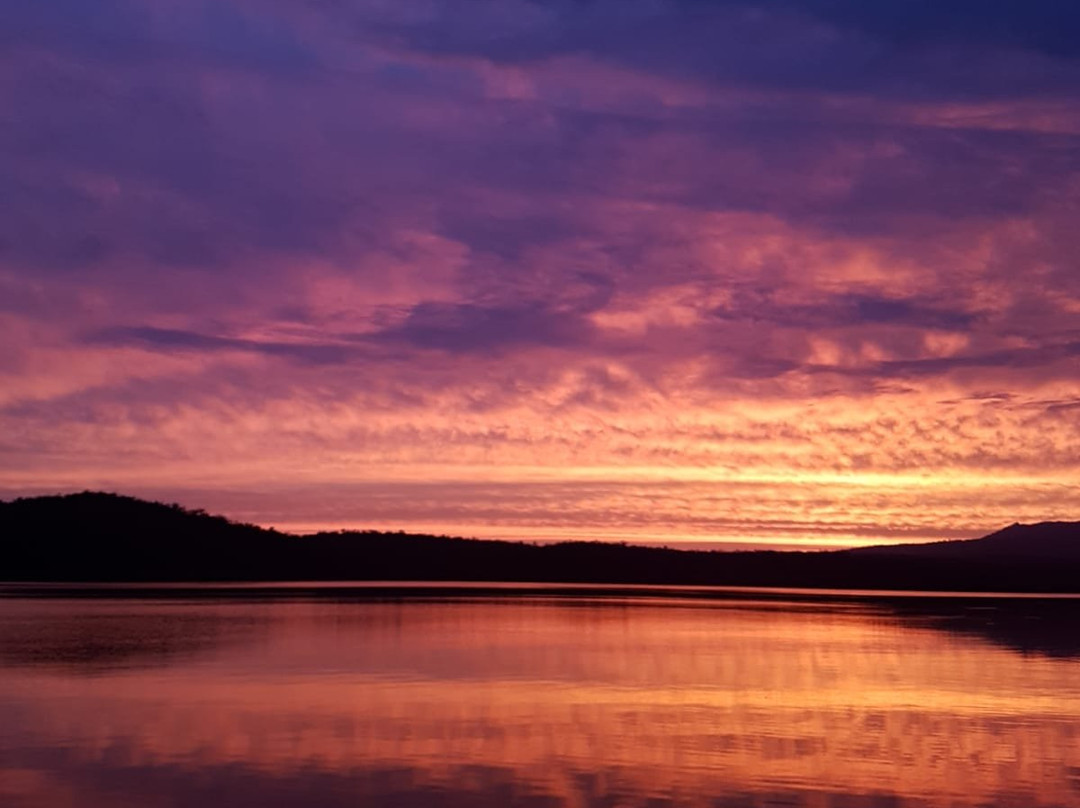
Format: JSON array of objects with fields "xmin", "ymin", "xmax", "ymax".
[{"xmin": 1, "ymin": 585, "xmax": 1079, "ymax": 807}]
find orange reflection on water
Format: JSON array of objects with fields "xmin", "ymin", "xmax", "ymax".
[{"xmin": 1, "ymin": 595, "xmax": 1079, "ymax": 807}]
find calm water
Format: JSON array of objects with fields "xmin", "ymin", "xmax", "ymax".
[{"xmin": 1, "ymin": 586, "xmax": 1079, "ymax": 807}]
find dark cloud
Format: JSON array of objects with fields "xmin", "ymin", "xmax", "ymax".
[
  {"xmin": 366, "ymin": 0, "xmax": 1080, "ymax": 100},
  {"xmin": 371, "ymin": 301, "xmax": 596, "ymax": 354},
  {"xmin": 87, "ymin": 288, "xmax": 607, "ymax": 361},
  {"xmin": 846, "ymin": 295, "xmax": 976, "ymax": 330},
  {"xmin": 5, "ymin": 0, "xmax": 1079, "ymax": 287},
  {"xmin": 810, "ymin": 339, "xmax": 1080, "ymax": 378},
  {"xmin": 0, "ymin": 0, "xmax": 316, "ymax": 72},
  {"xmin": 0, "ymin": 62, "xmax": 331, "ymax": 272},
  {"xmin": 765, "ymin": 0, "xmax": 1080, "ymax": 57},
  {"xmin": 712, "ymin": 293, "xmax": 978, "ymax": 331},
  {"xmin": 87, "ymin": 326, "xmax": 356, "ymax": 365}
]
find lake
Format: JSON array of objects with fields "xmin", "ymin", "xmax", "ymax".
[{"xmin": 1, "ymin": 585, "xmax": 1079, "ymax": 807}]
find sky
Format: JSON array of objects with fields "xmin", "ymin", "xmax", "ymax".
[{"xmin": 3, "ymin": 0, "xmax": 1080, "ymax": 548}]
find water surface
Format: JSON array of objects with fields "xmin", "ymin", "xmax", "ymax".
[{"xmin": 1, "ymin": 587, "xmax": 1078, "ymax": 807}]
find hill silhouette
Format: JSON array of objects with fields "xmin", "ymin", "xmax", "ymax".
[
  {"xmin": 846, "ymin": 521, "xmax": 1080, "ymax": 562},
  {"xmin": 2, "ymin": 492, "xmax": 1079, "ymax": 592}
]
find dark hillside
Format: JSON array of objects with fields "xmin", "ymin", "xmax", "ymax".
[
  {"xmin": 2, "ymin": 493, "xmax": 1079, "ymax": 591},
  {"xmin": 845, "ymin": 521, "xmax": 1080, "ymax": 561}
]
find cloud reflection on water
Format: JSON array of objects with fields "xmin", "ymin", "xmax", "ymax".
[{"xmin": 1, "ymin": 593, "xmax": 1079, "ymax": 807}]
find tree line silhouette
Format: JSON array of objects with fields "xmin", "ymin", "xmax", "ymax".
[{"xmin": 2, "ymin": 492, "xmax": 1078, "ymax": 592}]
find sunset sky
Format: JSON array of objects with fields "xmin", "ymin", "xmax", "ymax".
[{"xmin": 4, "ymin": 0, "xmax": 1080, "ymax": 547}]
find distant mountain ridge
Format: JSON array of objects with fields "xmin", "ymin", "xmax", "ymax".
[
  {"xmin": 847, "ymin": 521, "xmax": 1080, "ymax": 561},
  {"xmin": 1, "ymin": 492, "xmax": 1078, "ymax": 592}
]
